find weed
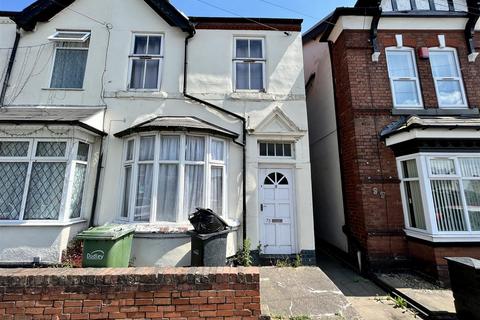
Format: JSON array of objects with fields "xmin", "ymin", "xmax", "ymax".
[
  {"xmin": 293, "ymin": 254, "xmax": 303, "ymax": 268},
  {"xmin": 236, "ymin": 238, "xmax": 253, "ymax": 267},
  {"xmin": 272, "ymin": 316, "xmax": 311, "ymax": 320},
  {"xmin": 275, "ymin": 258, "xmax": 291, "ymax": 267},
  {"xmin": 389, "ymin": 295, "xmax": 408, "ymax": 310},
  {"xmin": 61, "ymin": 239, "xmax": 83, "ymax": 268},
  {"xmin": 334, "ymin": 311, "xmax": 345, "ymax": 319},
  {"xmin": 257, "ymin": 242, "xmax": 263, "ymax": 255}
]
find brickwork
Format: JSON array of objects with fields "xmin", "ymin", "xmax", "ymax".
[
  {"xmin": 0, "ymin": 267, "xmax": 261, "ymax": 320},
  {"xmin": 330, "ymin": 29, "xmax": 480, "ymax": 273},
  {"xmin": 408, "ymin": 240, "xmax": 480, "ymax": 283}
]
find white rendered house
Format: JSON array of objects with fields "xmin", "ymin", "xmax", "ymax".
[{"xmin": 0, "ymin": 0, "xmax": 315, "ymax": 266}]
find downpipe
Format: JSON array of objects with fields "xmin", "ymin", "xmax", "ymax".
[
  {"xmin": 0, "ymin": 26, "xmax": 20, "ymax": 108},
  {"xmin": 182, "ymin": 32, "xmax": 248, "ymax": 241}
]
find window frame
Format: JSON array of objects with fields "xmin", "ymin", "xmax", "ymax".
[
  {"xmin": 233, "ymin": 37, "xmax": 266, "ymax": 92},
  {"xmin": 382, "ymin": 0, "xmax": 466, "ymax": 12},
  {"xmin": 119, "ymin": 133, "xmax": 228, "ymax": 224},
  {"xmin": 127, "ymin": 33, "xmax": 164, "ymax": 91},
  {"xmin": 428, "ymin": 47, "xmax": 468, "ymax": 109},
  {"xmin": 48, "ymin": 30, "xmax": 91, "ymax": 91},
  {"xmin": 385, "ymin": 47, "xmax": 424, "ymax": 109},
  {"xmin": 258, "ymin": 141, "xmax": 294, "ymax": 159},
  {"xmin": 65, "ymin": 141, "xmax": 91, "ymax": 221},
  {"xmin": 0, "ymin": 139, "xmax": 91, "ymax": 224},
  {"xmin": 397, "ymin": 153, "xmax": 480, "ymax": 242},
  {"xmin": 48, "ymin": 31, "xmax": 91, "ymax": 43}
]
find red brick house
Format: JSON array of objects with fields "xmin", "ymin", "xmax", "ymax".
[{"xmin": 303, "ymin": 0, "xmax": 480, "ymax": 282}]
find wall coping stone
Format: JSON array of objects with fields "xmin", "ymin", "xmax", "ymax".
[{"xmin": 0, "ymin": 267, "xmax": 260, "ymax": 288}]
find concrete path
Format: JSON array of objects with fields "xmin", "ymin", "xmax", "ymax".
[
  {"xmin": 376, "ymin": 272, "xmax": 455, "ymax": 314},
  {"xmin": 260, "ymin": 254, "xmax": 419, "ymax": 320},
  {"xmin": 317, "ymin": 255, "xmax": 419, "ymax": 320},
  {"xmin": 260, "ymin": 267, "xmax": 361, "ymax": 319}
]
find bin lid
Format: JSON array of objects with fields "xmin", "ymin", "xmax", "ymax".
[{"xmin": 76, "ymin": 224, "xmax": 135, "ymax": 240}]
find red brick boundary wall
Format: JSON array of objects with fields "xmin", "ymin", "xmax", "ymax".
[{"xmin": 0, "ymin": 267, "xmax": 261, "ymax": 320}]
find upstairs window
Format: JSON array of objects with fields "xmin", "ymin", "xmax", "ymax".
[
  {"xmin": 386, "ymin": 48, "xmax": 423, "ymax": 109},
  {"xmin": 49, "ymin": 31, "xmax": 90, "ymax": 89},
  {"xmin": 429, "ymin": 48, "xmax": 467, "ymax": 108},
  {"xmin": 234, "ymin": 38, "xmax": 265, "ymax": 91},
  {"xmin": 129, "ymin": 34, "xmax": 163, "ymax": 90},
  {"xmin": 381, "ymin": 0, "xmax": 467, "ymax": 12}
]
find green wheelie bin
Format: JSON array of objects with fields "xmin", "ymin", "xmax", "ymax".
[{"xmin": 76, "ymin": 224, "xmax": 135, "ymax": 267}]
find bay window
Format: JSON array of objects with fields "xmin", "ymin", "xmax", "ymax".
[
  {"xmin": 386, "ymin": 47, "xmax": 423, "ymax": 108},
  {"xmin": 120, "ymin": 134, "xmax": 227, "ymax": 223},
  {"xmin": 429, "ymin": 48, "xmax": 467, "ymax": 108},
  {"xmin": 0, "ymin": 139, "xmax": 90, "ymax": 222},
  {"xmin": 398, "ymin": 154, "xmax": 480, "ymax": 240}
]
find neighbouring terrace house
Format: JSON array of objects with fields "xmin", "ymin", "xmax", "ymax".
[
  {"xmin": 0, "ymin": 0, "xmax": 315, "ymax": 266},
  {"xmin": 304, "ymin": 0, "xmax": 480, "ymax": 282}
]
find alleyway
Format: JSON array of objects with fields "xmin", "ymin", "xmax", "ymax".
[{"xmin": 260, "ymin": 254, "xmax": 418, "ymax": 320}]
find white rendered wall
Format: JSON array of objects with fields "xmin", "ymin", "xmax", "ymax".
[
  {"xmin": 303, "ymin": 39, "xmax": 348, "ymax": 253},
  {"xmin": 0, "ymin": 0, "xmax": 315, "ymax": 265}
]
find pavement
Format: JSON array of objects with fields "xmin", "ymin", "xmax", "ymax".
[
  {"xmin": 260, "ymin": 267, "xmax": 361, "ymax": 319},
  {"xmin": 260, "ymin": 254, "xmax": 419, "ymax": 320},
  {"xmin": 376, "ymin": 272, "xmax": 456, "ymax": 315}
]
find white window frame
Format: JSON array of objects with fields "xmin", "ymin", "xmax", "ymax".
[
  {"xmin": 48, "ymin": 31, "xmax": 91, "ymax": 43},
  {"xmin": 64, "ymin": 141, "xmax": 91, "ymax": 221},
  {"xmin": 428, "ymin": 47, "xmax": 468, "ymax": 109},
  {"xmin": 127, "ymin": 33, "xmax": 164, "ymax": 91},
  {"xmin": 49, "ymin": 31, "xmax": 90, "ymax": 90},
  {"xmin": 397, "ymin": 153, "xmax": 480, "ymax": 242},
  {"xmin": 233, "ymin": 37, "xmax": 266, "ymax": 92},
  {"xmin": 258, "ymin": 141, "xmax": 294, "ymax": 159},
  {"xmin": 119, "ymin": 133, "xmax": 228, "ymax": 224},
  {"xmin": 0, "ymin": 139, "xmax": 91, "ymax": 225},
  {"xmin": 385, "ymin": 47, "xmax": 423, "ymax": 109}
]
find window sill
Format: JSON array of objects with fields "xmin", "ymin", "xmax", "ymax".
[
  {"xmin": 0, "ymin": 219, "xmax": 87, "ymax": 227},
  {"xmin": 42, "ymin": 88, "xmax": 85, "ymax": 91},
  {"xmin": 116, "ymin": 219, "xmax": 240, "ymax": 236},
  {"xmin": 229, "ymin": 92, "xmax": 272, "ymax": 100},
  {"xmin": 104, "ymin": 91, "xmax": 168, "ymax": 99},
  {"xmin": 392, "ymin": 108, "xmax": 479, "ymax": 116},
  {"xmin": 405, "ymin": 228, "xmax": 480, "ymax": 243}
]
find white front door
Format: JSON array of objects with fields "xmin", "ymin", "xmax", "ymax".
[{"xmin": 259, "ymin": 168, "xmax": 295, "ymax": 254}]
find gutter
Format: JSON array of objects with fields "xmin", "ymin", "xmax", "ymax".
[
  {"xmin": 183, "ymin": 31, "xmax": 248, "ymax": 241},
  {"xmin": 0, "ymin": 26, "xmax": 20, "ymax": 108}
]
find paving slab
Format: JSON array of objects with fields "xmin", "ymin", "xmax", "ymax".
[
  {"xmin": 376, "ymin": 272, "xmax": 456, "ymax": 314},
  {"xmin": 260, "ymin": 267, "xmax": 361, "ymax": 319}
]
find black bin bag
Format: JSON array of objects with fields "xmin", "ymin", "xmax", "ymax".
[{"xmin": 188, "ymin": 208, "xmax": 229, "ymax": 234}]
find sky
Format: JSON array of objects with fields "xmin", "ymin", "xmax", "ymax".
[{"xmin": 0, "ymin": 0, "xmax": 356, "ymax": 31}]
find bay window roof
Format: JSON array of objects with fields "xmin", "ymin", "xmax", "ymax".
[
  {"xmin": 0, "ymin": 107, "xmax": 106, "ymax": 136},
  {"xmin": 114, "ymin": 116, "xmax": 239, "ymax": 139},
  {"xmin": 381, "ymin": 115, "xmax": 480, "ymax": 139}
]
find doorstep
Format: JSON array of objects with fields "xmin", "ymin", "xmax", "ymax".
[{"xmin": 373, "ymin": 272, "xmax": 457, "ymax": 320}]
